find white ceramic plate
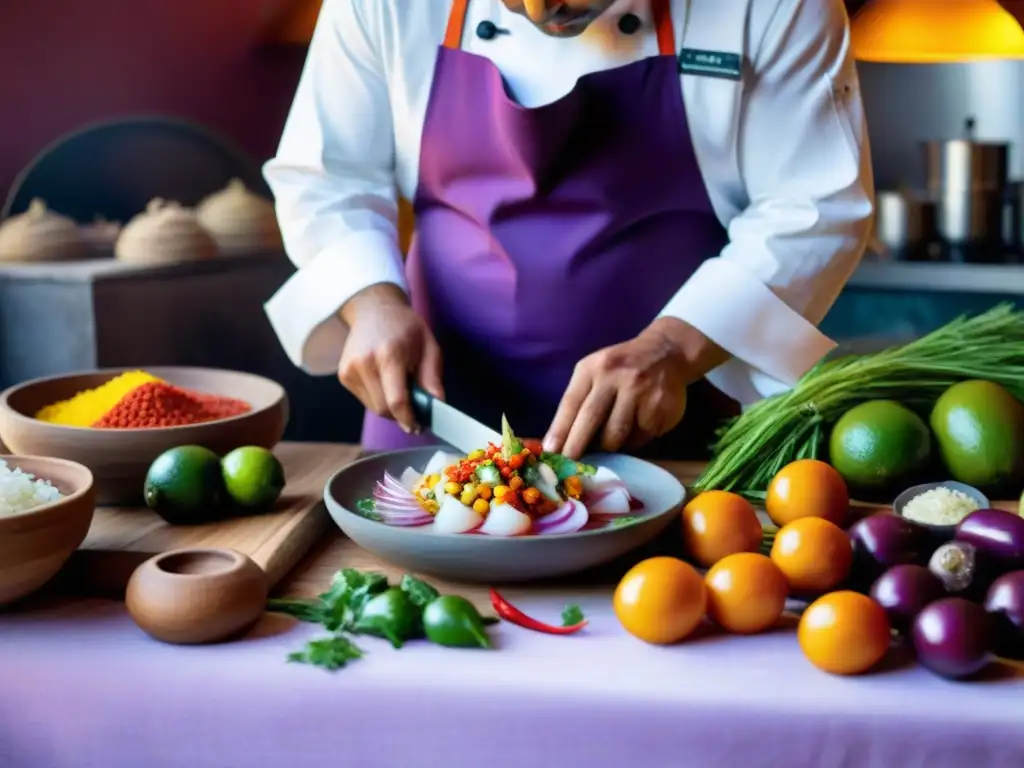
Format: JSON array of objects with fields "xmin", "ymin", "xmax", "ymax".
[{"xmin": 324, "ymin": 447, "xmax": 686, "ymax": 583}]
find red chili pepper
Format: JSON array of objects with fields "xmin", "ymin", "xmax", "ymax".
[{"xmin": 488, "ymin": 589, "xmax": 588, "ymax": 635}]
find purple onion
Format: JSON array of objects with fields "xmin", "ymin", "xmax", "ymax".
[
  {"xmin": 955, "ymin": 509, "xmax": 1024, "ymax": 571},
  {"xmin": 870, "ymin": 565, "xmax": 945, "ymax": 633},
  {"xmin": 912, "ymin": 598, "xmax": 993, "ymax": 680},
  {"xmin": 849, "ymin": 513, "xmax": 929, "ymax": 582},
  {"xmin": 984, "ymin": 570, "xmax": 1024, "ymax": 660}
]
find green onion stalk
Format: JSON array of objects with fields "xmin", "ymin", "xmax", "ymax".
[{"xmin": 695, "ymin": 304, "xmax": 1024, "ymax": 501}]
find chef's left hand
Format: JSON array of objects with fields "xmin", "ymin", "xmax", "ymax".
[{"xmin": 543, "ymin": 318, "xmax": 724, "ymax": 458}]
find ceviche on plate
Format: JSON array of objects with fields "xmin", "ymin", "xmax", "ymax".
[{"xmin": 355, "ymin": 417, "xmax": 643, "ymax": 536}]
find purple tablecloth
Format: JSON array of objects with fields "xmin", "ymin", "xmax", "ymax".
[{"xmin": 2, "ymin": 595, "xmax": 1022, "ymax": 768}]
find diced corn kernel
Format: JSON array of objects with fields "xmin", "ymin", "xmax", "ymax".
[
  {"xmin": 460, "ymin": 488, "xmax": 477, "ymax": 505},
  {"xmin": 468, "ymin": 449, "xmax": 485, "ymax": 460},
  {"xmin": 472, "ymin": 498, "xmax": 490, "ymax": 514},
  {"xmin": 509, "ymin": 475, "xmax": 524, "ymax": 491},
  {"xmin": 493, "ymin": 485, "xmax": 511, "ymax": 501},
  {"xmin": 444, "ymin": 481, "xmax": 462, "ymax": 495},
  {"xmin": 476, "ymin": 485, "xmax": 493, "ymax": 500},
  {"xmin": 423, "ymin": 500, "xmax": 439, "ymax": 513},
  {"xmin": 522, "ymin": 487, "xmax": 541, "ymax": 505},
  {"xmin": 564, "ymin": 476, "xmax": 582, "ymax": 498},
  {"xmin": 425, "ymin": 474, "xmax": 440, "ymax": 489}
]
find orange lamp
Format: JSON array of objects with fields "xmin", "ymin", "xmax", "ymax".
[{"xmin": 851, "ymin": 0, "xmax": 1024, "ymax": 62}]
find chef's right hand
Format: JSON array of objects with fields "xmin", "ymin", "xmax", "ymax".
[{"xmin": 337, "ymin": 284, "xmax": 445, "ymax": 433}]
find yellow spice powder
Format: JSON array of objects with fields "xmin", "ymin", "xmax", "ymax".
[{"xmin": 35, "ymin": 371, "xmax": 164, "ymax": 427}]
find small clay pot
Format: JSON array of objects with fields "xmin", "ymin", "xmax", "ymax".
[
  {"xmin": 196, "ymin": 178, "xmax": 282, "ymax": 255},
  {"xmin": 0, "ymin": 199, "xmax": 88, "ymax": 263},
  {"xmin": 126, "ymin": 547, "xmax": 268, "ymax": 645}
]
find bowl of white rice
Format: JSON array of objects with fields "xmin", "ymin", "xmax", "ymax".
[
  {"xmin": 894, "ymin": 481, "xmax": 990, "ymax": 543},
  {"xmin": 0, "ymin": 455, "xmax": 95, "ymax": 606}
]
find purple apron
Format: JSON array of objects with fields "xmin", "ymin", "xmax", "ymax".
[{"xmin": 362, "ymin": 0, "xmax": 736, "ymax": 458}]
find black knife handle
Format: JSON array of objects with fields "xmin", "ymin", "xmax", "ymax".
[{"xmin": 409, "ymin": 381, "xmax": 434, "ymax": 429}]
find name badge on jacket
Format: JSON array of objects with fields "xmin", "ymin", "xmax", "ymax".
[{"xmin": 678, "ymin": 48, "xmax": 743, "ymax": 81}]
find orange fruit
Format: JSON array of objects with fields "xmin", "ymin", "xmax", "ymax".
[
  {"xmin": 614, "ymin": 557, "xmax": 707, "ymax": 645},
  {"xmin": 798, "ymin": 591, "xmax": 891, "ymax": 675},
  {"xmin": 766, "ymin": 459, "xmax": 849, "ymax": 527},
  {"xmin": 704, "ymin": 553, "xmax": 789, "ymax": 634},
  {"xmin": 770, "ymin": 517, "xmax": 853, "ymax": 595},
  {"xmin": 681, "ymin": 491, "xmax": 763, "ymax": 568}
]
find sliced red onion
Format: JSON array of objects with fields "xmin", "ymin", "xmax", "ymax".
[
  {"xmin": 372, "ymin": 478, "xmax": 433, "ymax": 526},
  {"xmin": 398, "ymin": 467, "xmax": 421, "ymax": 491},
  {"xmin": 535, "ymin": 499, "xmax": 589, "ymax": 535},
  {"xmin": 373, "ymin": 483, "xmax": 421, "ymax": 506},
  {"xmin": 586, "ymin": 487, "xmax": 631, "ymax": 517},
  {"xmin": 381, "ymin": 472, "xmax": 413, "ymax": 495}
]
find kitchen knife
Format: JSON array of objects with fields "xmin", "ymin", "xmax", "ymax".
[{"xmin": 409, "ymin": 384, "xmax": 503, "ymax": 455}]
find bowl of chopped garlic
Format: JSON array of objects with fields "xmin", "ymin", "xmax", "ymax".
[{"xmin": 0, "ymin": 367, "xmax": 287, "ymax": 505}]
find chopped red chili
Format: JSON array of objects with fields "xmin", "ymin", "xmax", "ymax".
[{"xmin": 489, "ymin": 589, "xmax": 588, "ymax": 635}]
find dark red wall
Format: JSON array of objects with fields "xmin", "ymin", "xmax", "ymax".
[
  {"xmin": 0, "ymin": 0, "xmax": 304, "ymax": 199},
  {"xmin": 0, "ymin": 0, "xmax": 1021, "ymax": 201}
]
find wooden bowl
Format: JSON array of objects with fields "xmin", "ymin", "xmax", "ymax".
[
  {"xmin": 0, "ymin": 367, "xmax": 288, "ymax": 505},
  {"xmin": 126, "ymin": 547, "xmax": 268, "ymax": 644},
  {"xmin": 0, "ymin": 455, "xmax": 96, "ymax": 606}
]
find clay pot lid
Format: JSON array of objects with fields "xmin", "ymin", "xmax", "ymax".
[
  {"xmin": 196, "ymin": 179, "xmax": 282, "ymax": 253},
  {"xmin": 115, "ymin": 198, "xmax": 219, "ymax": 265},
  {"xmin": 0, "ymin": 198, "xmax": 88, "ymax": 263}
]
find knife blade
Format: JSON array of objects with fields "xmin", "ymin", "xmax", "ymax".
[{"xmin": 409, "ymin": 384, "xmax": 503, "ymax": 455}]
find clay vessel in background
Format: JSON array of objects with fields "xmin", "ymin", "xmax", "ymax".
[
  {"xmin": 126, "ymin": 547, "xmax": 268, "ymax": 644},
  {"xmin": 0, "ymin": 199, "xmax": 89, "ymax": 263},
  {"xmin": 79, "ymin": 217, "xmax": 122, "ymax": 255},
  {"xmin": 0, "ymin": 455, "xmax": 96, "ymax": 606},
  {"xmin": 115, "ymin": 198, "xmax": 219, "ymax": 265},
  {"xmin": 197, "ymin": 178, "xmax": 282, "ymax": 255}
]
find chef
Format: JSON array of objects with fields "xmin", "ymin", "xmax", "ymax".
[{"xmin": 264, "ymin": 0, "xmax": 873, "ymax": 459}]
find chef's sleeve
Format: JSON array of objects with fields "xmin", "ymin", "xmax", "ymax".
[
  {"xmin": 658, "ymin": 0, "xmax": 873, "ymax": 404},
  {"xmin": 263, "ymin": 0, "xmax": 406, "ymax": 375}
]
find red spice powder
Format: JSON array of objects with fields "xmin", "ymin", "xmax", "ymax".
[{"xmin": 92, "ymin": 381, "xmax": 251, "ymax": 429}]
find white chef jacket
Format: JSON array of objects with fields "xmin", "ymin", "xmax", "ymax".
[{"xmin": 264, "ymin": 0, "xmax": 874, "ymax": 405}]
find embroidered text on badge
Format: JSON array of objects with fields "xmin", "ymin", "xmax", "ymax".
[{"xmin": 678, "ymin": 49, "xmax": 743, "ymax": 81}]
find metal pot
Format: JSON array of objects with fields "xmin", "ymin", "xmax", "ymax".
[
  {"xmin": 924, "ymin": 139, "xmax": 1010, "ymax": 194},
  {"xmin": 873, "ymin": 189, "xmax": 938, "ymax": 259},
  {"xmin": 936, "ymin": 188, "xmax": 1006, "ymax": 246}
]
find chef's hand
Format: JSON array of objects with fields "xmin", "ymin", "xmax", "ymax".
[
  {"xmin": 543, "ymin": 318, "xmax": 728, "ymax": 458},
  {"xmin": 338, "ymin": 284, "xmax": 445, "ymax": 433}
]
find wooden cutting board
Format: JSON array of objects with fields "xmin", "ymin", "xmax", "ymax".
[{"xmin": 63, "ymin": 442, "xmax": 360, "ymax": 597}]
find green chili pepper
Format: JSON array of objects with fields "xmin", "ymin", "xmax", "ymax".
[
  {"xmin": 352, "ymin": 587, "xmax": 422, "ymax": 648},
  {"xmin": 422, "ymin": 595, "xmax": 492, "ymax": 649}
]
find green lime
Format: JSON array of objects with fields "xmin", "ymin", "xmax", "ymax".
[
  {"xmin": 422, "ymin": 595, "xmax": 491, "ymax": 649},
  {"xmin": 829, "ymin": 400, "xmax": 932, "ymax": 490},
  {"xmin": 144, "ymin": 445, "xmax": 225, "ymax": 524},
  {"xmin": 221, "ymin": 446, "xmax": 285, "ymax": 510},
  {"xmin": 931, "ymin": 380, "xmax": 1024, "ymax": 489}
]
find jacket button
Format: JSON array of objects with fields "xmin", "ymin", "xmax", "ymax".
[
  {"xmin": 617, "ymin": 13, "xmax": 641, "ymax": 35},
  {"xmin": 476, "ymin": 21, "xmax": 501, "ymax": 40}
]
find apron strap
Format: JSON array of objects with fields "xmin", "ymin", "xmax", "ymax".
[
  {"xmin": 652, "ymin": 0, "xmax": 677, "ymax": 58},
  {"xmin": 444, "ymin": 0, "xmax": 677, "ymax": 54},
  {"xmin": 443, "ymin": 0, "xmax": 470, "ymax": 49}
]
